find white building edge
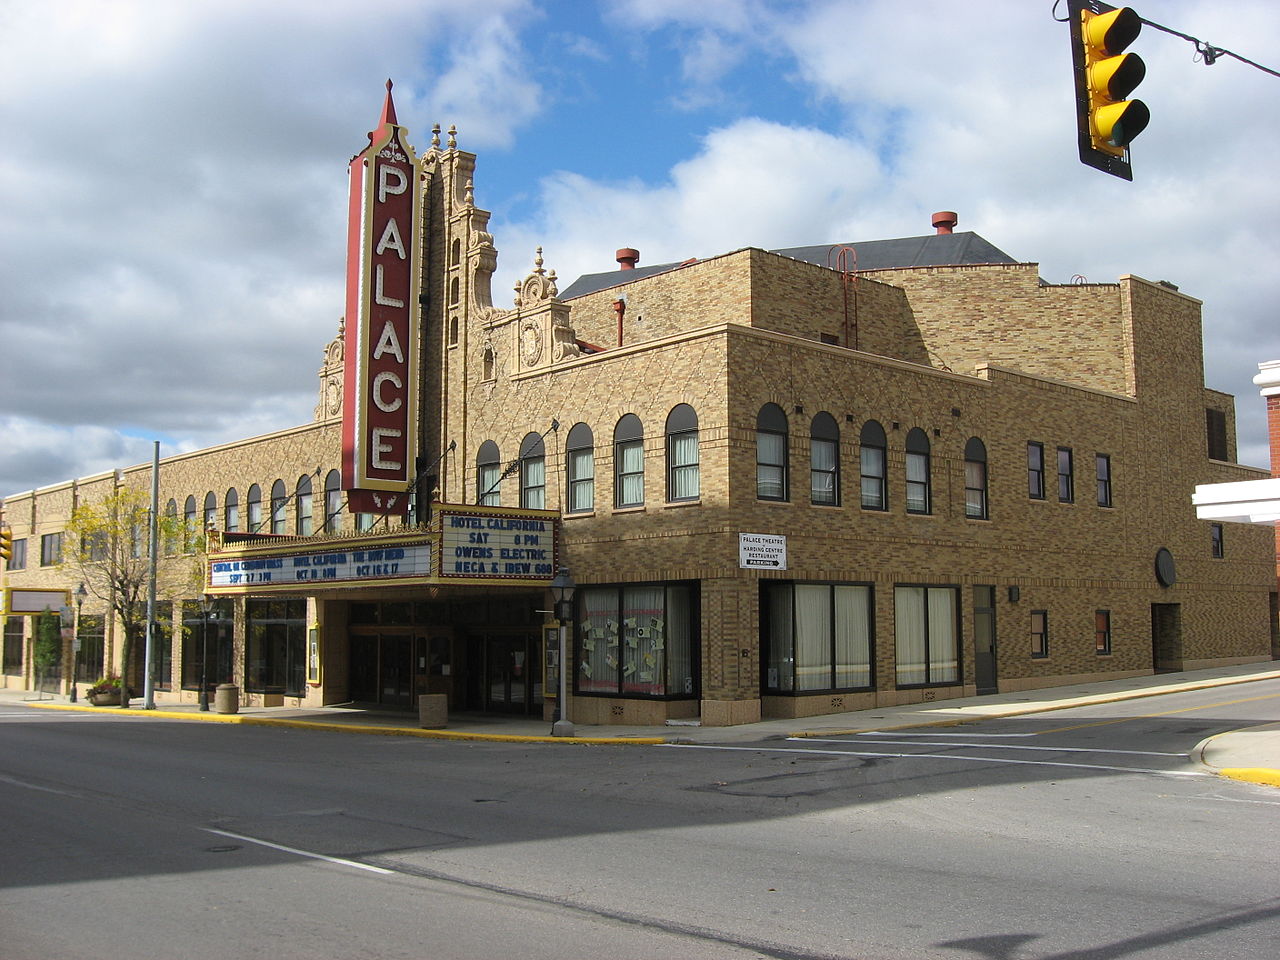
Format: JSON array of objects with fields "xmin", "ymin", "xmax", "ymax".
[{"xmin": 1194, "ymin": 361, "xmax": 1280, "ymax": 523}]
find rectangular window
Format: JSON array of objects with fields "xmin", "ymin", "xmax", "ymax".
[
  {"xmin": 182, "ymin": 599, "xmax": 234, "ymax": 691},
  {"xmin": 764, "ymin": 582, "xmax": 872, "ymax": 693},
  {"xmin": 1211, "ymin": 523, "xmax": 1224, "ymax": 558},
  {"xmin": 1096, "ymin": 453, "xmax": 1113, "ymax": 507},
  {"xmin": 756, "ymin": 432, "xmax": 788, "ymax": 500},
  {"xmin": 1206, "ymin": 408, "xmax": 1229, "ymax": 461},
  {"xmin": 8, "ymin": 538, "xmax": 26, "ymax": 570},
  {"xmin": 615, "ymin": 439, "xmax": 644, "ymax": 507},
  {"xmin": 567, "ymin": 449, "xmax": 594, "ymax": 513},
  {"xmin": 964, "ymin": 460, "xmax": 988, "ymax": 519},
  {"xmin": 3, "ymin": 617, "xmax": 24, "ymax": 674},
  {"xmin": 1031, "ymin": 610, "xmax": 1049, "ymax": 658},
  {"xmin": 1095, "ymin": 610, "xmax": 1112, "ymax": 655},
  {"xmin": 75, "ymin": 614, "xmax": 105, "ymax": 683},
  {"xmin": 478, "ymin": 463, "xmax": 501, "ymax": 506},
  {"xmin": 245, "ymin": 598, "xmax": 307, "ymax": 696},
  {"xmin": 576, "ymin": 583, "xmax": 697, "ymax": 698},
  {"xmin": 1057, "ymin": 447, "xmax": 1074, "ymax": 503},
  {"xmin": 668, "ymin": 433, "xmax": 699, "ymax": 501},
  {"xmin": 906, "ymin": 451, "xmax": 930, "ymax": 514},
  {"xmin": 521, "ymin": 456, "xmax": 545, "ymax": 509},
  {"xmin": 860, "ymin": 446, "xmax": 886, "ymax": 510},
  {"xmin": 894, "ymin": 585, "xmax": 959, "ymax": 686},
  {"xmin": 1027, "ymin": 442, "xmax": 1045, "ymax": 499},
  {"xmin": 40, "ymin": 532, "xmax": 63, "ymax": 566},
  {"xmin": 810, "ymin": 438, "xmax": 839, "ymax": 506},
  {"xmin": 150, "ymin": 601, "xmax": 173, "ymax": 690}
]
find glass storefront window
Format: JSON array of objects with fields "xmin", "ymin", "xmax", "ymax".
[
  {"xmin": 246, "ymin": 598, "xmax": 307, "ymax": 696},
  {"xmin": 763, "ymin": 582, "xmax": 873, "ymax": 694},
  {"xmin": 576, "ymin": 583, "xmax": 697, "ymax": 698}
]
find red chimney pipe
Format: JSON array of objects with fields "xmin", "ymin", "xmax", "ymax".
[
  {"xmin": 932, "ymin": 211, "xmax": 958, "ymax": 235},
  {"xmin": 616, "ymin": 247, "xmax": 640, "ymax": 270}
]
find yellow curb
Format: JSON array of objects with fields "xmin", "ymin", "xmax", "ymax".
[
  {"xmin": 1219, "ymin": 768, "xmax": 1280, "ymax": 788},
  {"xmin": 23, "ymin": 700, "xmax": 665, "ymax": 744},
  {"xmin": 786, "ymin": 672, "xmax": 1280, "ymax": 740}
]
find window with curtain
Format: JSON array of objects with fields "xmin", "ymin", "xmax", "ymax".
[
  {"xmin": 810, "ymin": 412, "xmax": 840, "ymax": 506},
  {"xmin": 756, "ymin": 403, "xmax": 789, "ymax": 501},
  {"xmin": 270, "ymin": 479, "xmax": 287, "ymax": 534},
  {"xmin": 666, "ymin": 404, "xmax": 699, "ymax": 501},
  {"xmin": 224, "ymin": 488, "xmax": 239, "ymax": 533},
  {"xmin": 860, "ymin": 420, "xmax": 887, "ymax": 510},
  {"xmin": 905, "ymin": 428, "xmax": 931, "ymax": 514},
  {"xmin": 614, "ymin": 414, "xmax": 644, "ymax": 508},
  {"xmin": 964, "ymin": 437, "xmax": 988, "ymax": 519},
  {"xmin": 566, "ymin": 423, "xmax": 595, "ymax": 513},
  {"xmin": 519, "ymin": 432, "xmax": 545, "ymax": 509},
  {"xmin": 476, "ymin": 440, "xmax": 501, "ymax": 506},
  {"xmin": 296, "ymin": 474, "xmax": 313, "ymax": 536},
  {"xmin": 247, "ymin": 484, "xmax": 263, "ymax": 532},
  {"xmin": 763, "ymin": 582, "xmax": 872, "ymax": 693},
  {"xmin": 576, "ymin": 583, "xmax": 697, "ymax": 698},
  {"xmin": 203, "ymin": 491, "xmax": 217, "ymax": 531},
  {"xmin": 324, "ymin": 470, "xmax": 342, "ymax": 533},
  {"xmin": 894, "ymin": 585, "xmax": 958, "ymax": 686}
]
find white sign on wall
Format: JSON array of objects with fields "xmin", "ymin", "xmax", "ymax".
[{"xmin": 739, "ymin": 533, "xmax": 787, "ymax": 570}]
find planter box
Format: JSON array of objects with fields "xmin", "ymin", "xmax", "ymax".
[{"xmin": 88, "ymin": 691, "xmax": 121, "ymax": 706}]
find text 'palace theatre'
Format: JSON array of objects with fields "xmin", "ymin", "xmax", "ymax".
[{"xmin": 2, "ymin": 83, "xmax": 1274, "ymax": 727}]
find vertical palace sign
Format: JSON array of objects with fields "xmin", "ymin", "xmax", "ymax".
[{"xmin": 342, "ymin": 81, "xmax": 422, "ymax": 516}]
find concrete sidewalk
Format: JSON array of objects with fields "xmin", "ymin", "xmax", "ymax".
[{"xmin": 5, "ymin": 662, "xmax": 1280, "ymax": 785}]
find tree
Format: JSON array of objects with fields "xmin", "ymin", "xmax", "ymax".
[
  {"xmin": 63, "ymin": 486, "xmax": 199, "ymax": 706},
  {"xmin": 32, "ymin": 610, "xmax": 61, "ymax": 698}
]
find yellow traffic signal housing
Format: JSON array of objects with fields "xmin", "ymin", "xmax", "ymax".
[
  {"xmin": 1069, "ymin": 1, "xmax": 1149, "ymax": 180},
  {"xmin": 0, "ymin": 529, "xmax": 11, "ymax": 563}
]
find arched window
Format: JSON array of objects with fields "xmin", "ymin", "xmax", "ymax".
[
  {"xmin": 323, "ymin": 470, "xmax": 342, "ymax": 533},
  {"xmin": 203, "ymin": 491, "xmax": 217, "ymax": 531},
  {"xmin": 270, "ymin": 479, "xmax": 287, "ymax": 535},
  {"xmin": 449, "ymin": 316, "xmax": 459, "ymax": 346},
  {"xmin": 906, "ymin": 428, "xmax": 931, "ymax": 515},
  {"xmin": 666, "ymin": 404, "xmax": 699, "ymax": 501},
  {"xmin": 519, "ymin": 433, "xmax": 545, "ymax": 509},
  {"xmin": 450, "ymin": 237, "xmax": 461, "ymax": 266},
  {"xmin": 964, "ymin": 437, "xmax": 989, "ymax": 520},
  {"xmin": 449, "ymin": 276, "xmax": 460, "ymax": 305},
  {"xmin": 247, "ymin": 483, "xmax": 263, "ymax": 532},
  {"xmin": 184, "ymin": 496, "xmax": 198, "ymax": 553},
  {"xmin": 164, "ymin": 498, "xmax": 178, "ymax": 555},
  {"xmin": 477, "ymin": 441, "xmax": 501, "ymax": 506},
  {"xmin": 756, "ymin": 403, "xmax": 789, "ymax": 501},
  {"xmin": 224, "ymin": 488, "xmax": 239, "ymax": 533},
  {"xmin": 614, "ymin": 415, "xmax": 644, "ymax": 508},
  {"xmin": 859, "ymin": 420, "xmax": 887, "ymax": 510},
  {"xmin": 566, "ymin": 423, "xmax": 594, "ymax": 513},
  {"xmin": 810, "ymin": 412, "xmax": 840, "ymax": 506},
  {"xmin": 296, "ymin": 474, "xmax": 313, "ymax": 536}
]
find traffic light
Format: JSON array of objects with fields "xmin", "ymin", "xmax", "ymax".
[
  {"xmin": 1069, "ymin": 1, "xmax": 1149, "ymax": 180},
  {"xmin": 0, "ymin": 529, "xmax": 11, "ymax": 563}
]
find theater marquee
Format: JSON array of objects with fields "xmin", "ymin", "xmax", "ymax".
[{"xmin": 342, "ymin": 81, "xmax": 422, "ymax": 516}]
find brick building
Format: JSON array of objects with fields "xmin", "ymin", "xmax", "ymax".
[{"xmin": 2, "ymin": 88, "xmax": 1273, "ymax": 725}]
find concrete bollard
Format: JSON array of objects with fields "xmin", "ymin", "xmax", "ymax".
[
  {"xmin": 418, "ymin": 693, "xmax": 447, "ymax": 728},
  {"xmin": 214, "ymin": 683, "xmax": 240, "ymax": 714}
]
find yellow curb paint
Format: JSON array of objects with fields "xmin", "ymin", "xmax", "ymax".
[{"xmin": 1220, "ymin": 768, "xmax": 1280, "ymax": 788}]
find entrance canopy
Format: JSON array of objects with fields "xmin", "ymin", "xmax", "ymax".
[{"xmin": 1193, "ymin": 477, "xmax": 1280, "ymax": 524}]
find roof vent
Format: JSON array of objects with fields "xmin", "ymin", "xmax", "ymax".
[
  {"xmin": 616, "ymin": 248, "xmax": 640, "ymax": 270},
  {"xmin": 931, "ymin": 211, "xmax": 958, "ymax": 235}
]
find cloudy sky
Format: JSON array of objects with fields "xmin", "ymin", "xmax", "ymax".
[{"xmin": 2, "ymin": 0, "xmax": 1278, "ymax": 496}]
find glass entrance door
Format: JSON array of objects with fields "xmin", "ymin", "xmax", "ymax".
[
  {"xmin": 484, "ymin": 635, "xmax": 540, "ymax": 714},
  {"xmin": 348, "ymin": 631, "xmax": 414, "ymax": 707}
]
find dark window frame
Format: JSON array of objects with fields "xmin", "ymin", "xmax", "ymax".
[
  {"xmin": 666, "ymin": 404, "xmax": 700, "ymax": 502},
  {"xmin": 565, "ymin": 422, "xmax": 595, "ymax": 514},
  {"xmin": 476, "ymin": 440, "xmax": 501, "ymax": 506},
  {"xmin": 1211, "ymin": 522, "xmax": 1224, "ymax": 559},
  {"xmin": 964, "ymin": 436, "xmax": 989, "ymax": 520},
  {"xmin": 1031, "ymin": 609, "xmax": 1049, "ymax": 658},
  {"xmin": 1096, "ymin": 453, "xmax": 1113, "ymax": 507},
  {"xmin": 1095, "ymin": 609, "xmax": 1112, "ymax": 655},
  {"xmin": 860, "ymin": 420, "xmax": 888, "ymax": 511},
  {"xmin": 1057, "ymin": 447, "xmax": 1074, "ymax": 503},
  {"xmin": 809, "ymin": 412, "xmax": 840, "ymax": 507},
  {"xmin": 40, "ymin": 532, "xmax": 63, "ymax": 566},
  {"xmin": 893, "ymin": 584, "xmax": 961, "ymax": 688},
  {"xmin": 1028, "ymin": 442, "xmax": 1045, "ymax": 500},
  {"xmin": 761, "ymin": 580, "xmax": 875, "ymax": 695},
  {"xmin": 905, "ymin": 428, "xmax": 932, "ymax": 515},
  {"xmin": 614, "ymin": 414, "xmax": 645, "ymax": 508},
  {"xmin": 519, "ymin": 432, "xmax": 546, "ymax": 509},
  {"xmin": 756, "ymin": 403, "xmax": 790, "ymax": 502}
]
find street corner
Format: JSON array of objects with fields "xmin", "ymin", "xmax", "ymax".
[
  {"xmin": 1218, "ymin": 767, "xmax": 1280, "ymax": 788},
  {"xmin": 1195, "ymin": 723, "xmax": 1280, "ymax": 788}
]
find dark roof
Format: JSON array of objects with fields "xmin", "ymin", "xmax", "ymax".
[{"xmin": 558, "ymin": 231, "xmax": 1019, "ymax": 300}]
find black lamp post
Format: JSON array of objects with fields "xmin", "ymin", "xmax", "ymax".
[
  {"xmin": 70, "ymin": 583, "xmax": 87, "ymax": 703},
  {"xmin": 199, "ymin": 593, "xmax": 213, "ymax": 711},
  {"xmin": 548, "ymin": 566, "xmax": 576, "ymax": 737}
]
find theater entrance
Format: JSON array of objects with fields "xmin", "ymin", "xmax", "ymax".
[
  {"xmin": 480, "ymin": 633, "xmax": 542, "ymax": 714},
  {"xmin": 348, "ymin": 631, "xmax": 420, "ymax": 708}
]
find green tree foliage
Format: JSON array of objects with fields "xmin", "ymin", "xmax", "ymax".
[
  {"xmin": 33, "ymin": 610, "xmax": 61, "ymax": 695},
  {"xmin": 63, "ymin": 487, "xmax": 200, "ymax": 703}
]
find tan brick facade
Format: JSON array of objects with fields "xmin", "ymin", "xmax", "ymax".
[{"xmin": 2, "ymin": 110, "xmax": 1272, "ymax": 725}]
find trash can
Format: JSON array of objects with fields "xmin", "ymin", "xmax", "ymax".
[
  {"xmin": 214, "ymin": 683, "xmax": 240, "ymax": 714},
  {"xmin": 418, "ymin": 693, "xmax": 447, "ymax": 728}
]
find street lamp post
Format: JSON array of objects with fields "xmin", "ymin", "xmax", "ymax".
[
  {"xmin": 199, "ymin": 593, "xmax": 213, "ymax": 711},
  {"xmin": 549, "ymin": 566, "xmax": 576, "ymax": 738},
  {"xmin": 70, "ymin": 583, "xmax": 87, "ymax": 703}
]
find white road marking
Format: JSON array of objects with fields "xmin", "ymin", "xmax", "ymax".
[
  {"xmin": 661, "ymin": 742, "xmax": 1210, "ymax": 777},
  {"xmin": 0, "ymin": 773, "xmax": 85, "ymax": 797},
  {"xmin": 201, "ymin": 828, "xmax": 395, "ymax": 875},
  {"xmin": 793, "ymin": 736, "xmax": 1187, "ymax": 757}
]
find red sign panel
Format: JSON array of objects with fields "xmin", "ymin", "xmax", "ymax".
[{"xmin": 342, "ymin": 88, "xmax": 421, "ymax": 513}]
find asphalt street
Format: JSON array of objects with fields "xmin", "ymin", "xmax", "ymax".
[{"xmin": 2, "ymin": 679, "xmax": 1278, "ymax": 959}]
